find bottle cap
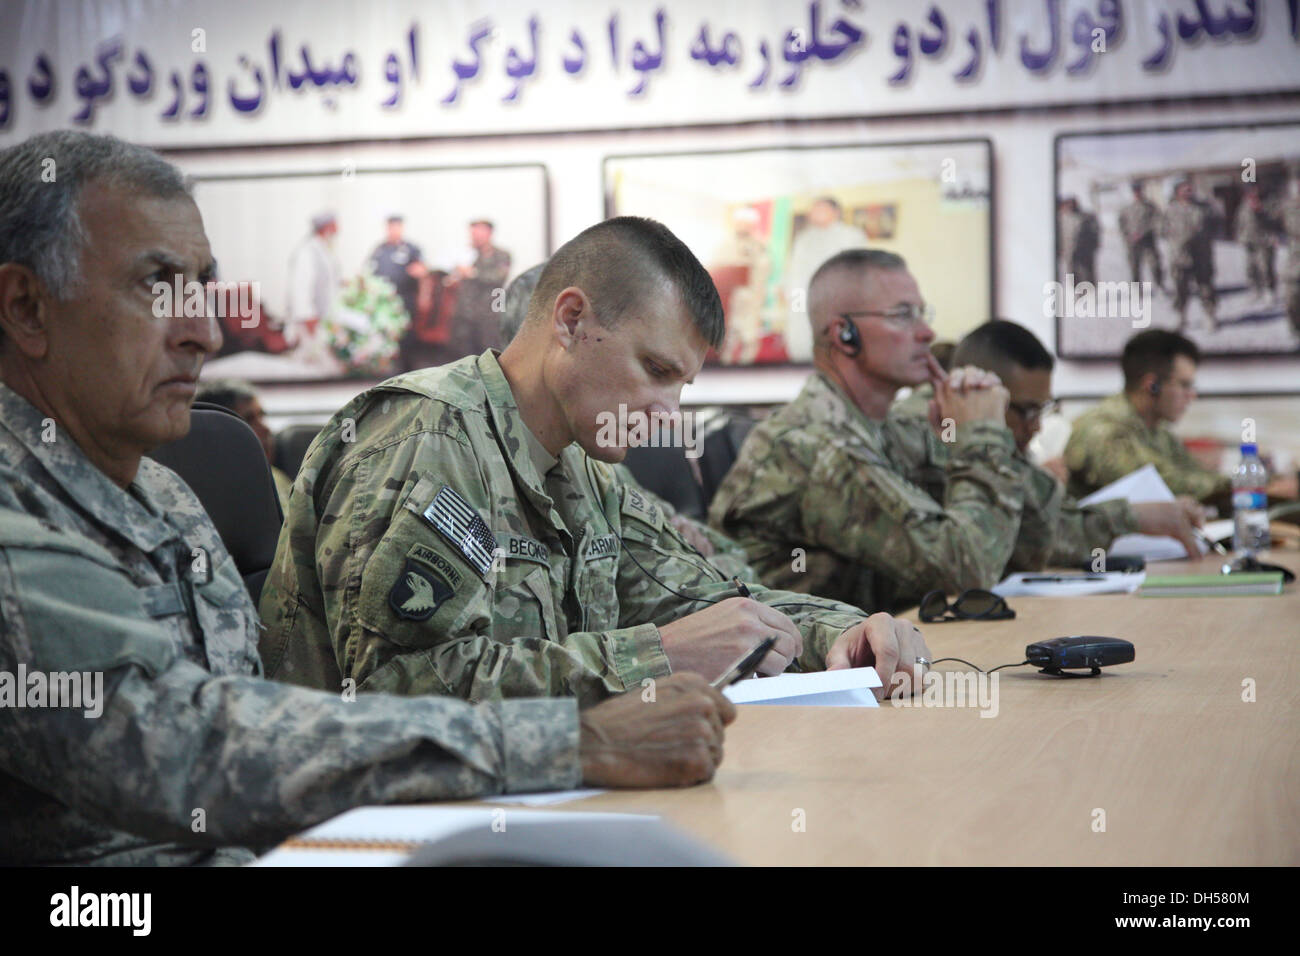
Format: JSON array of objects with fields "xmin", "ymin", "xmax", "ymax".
[{"xmin": 1241, "ymin": 442, "xmax": 1259, "ymax": 455}]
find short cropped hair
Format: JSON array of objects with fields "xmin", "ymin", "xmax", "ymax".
[
  {"xmin": 0, "ymin": 131, "xmax": 189, "ymax": 302},
  {"xmin": 953, "ymin": 320, "xmax": 1055, "ymax": 382},
  {"xmin": 809, "ymin": 248, "xmax": 907, "ymax": 294},
  {"xmin": 1122, "ymin": 329, "xmax": 1200, "ymax": 390},
  {"xmin": 528, "ymin": 216, "xmax": 724, "ymax": 349}
]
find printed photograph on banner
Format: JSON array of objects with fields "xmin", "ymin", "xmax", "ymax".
[
  {"xmin": 168, "ymin": 154, "xmax": 550, "ymax": 383},
  {"xmin": 1054, "ymin": 121, "xmax": 1300, "ymax": 360},
  {"xmin": 604, "ymin": 139, "xmax": 993, "ymax": 366}
]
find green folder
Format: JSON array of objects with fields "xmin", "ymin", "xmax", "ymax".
[{"xmin": 1138, "ymin": 572, "xmax": 1284, "ymax": 597}]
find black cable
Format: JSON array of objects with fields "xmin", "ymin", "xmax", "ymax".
[{"xmin": 929, "ymin": 656, "xmax": 1031, "ymax": 674}]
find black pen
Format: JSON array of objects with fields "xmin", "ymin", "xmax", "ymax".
[
  {"xmin": 1020, "ymin": 575, "xmax": 1109, "ymax": 583},
  {"xmin": 732, "ymin": 577, "xmax": 751, "ymax": 598},
  {"xmin": 711, "ymin": 636, "xmax": 778, "ymax": 688}
]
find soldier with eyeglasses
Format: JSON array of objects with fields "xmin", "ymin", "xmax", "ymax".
[{"xmin": 710, "ymin": 250, "xmax": 1035, "ymax": 613}]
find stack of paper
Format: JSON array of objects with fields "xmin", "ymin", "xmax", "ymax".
[
  {"xmin": 1079, "ymin": 464, "xmax": 1208, "ymax": 561},
  {"xmin": 723, "ymin": 666, "xmax": 881, "ymax": 707}
]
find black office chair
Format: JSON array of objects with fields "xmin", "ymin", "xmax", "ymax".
[
  {"xmin": 148, "ymin": 402, "xmax": 284, "ymax": 604},
  {"xmin": 274, "ymin": 423, "xmax": 322, "ymax": 481},
  {"xmin": 698, "ymin": 411, "xmax": 758, "ymax": 509}
]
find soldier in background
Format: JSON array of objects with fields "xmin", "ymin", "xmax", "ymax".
[
  {"xmin": 1162, "ymin": 178, "xmax": 1218, "ymax": 331},
  {"xmin": 368, "ymin": 214, "xmax": 428, "ymax": 327},
  {"xmin": 1234, "ymin": 186, "xmax": 1277, "ymax": 308},
  {"xmin": 1119, "ymin": 182, "xmax": 1165, "ymax": 291},
  {"xmin": 259, "ymin": 217, "xmax": 930, "ymax": 705},
  {"xmin": 1066, "ymin": 330, "xmax": 1225, "ymax": 504},
  {"xmin": 893, "ymin": 321, "xmax": 1203, "ymax": 564},
  {"xmin": 446, "ymin": 218, "xmax": 511, "ymax": 358},
  {"xmin": 1058, "ymin": 196, "xmax": 1100, "ymax": 288},
  {"xmin": 0, "ymin": 131, "xmax": 736, "ymax": 866},
  {"xmin": 1278, "ymin": 173, "xmax": 1300, "ymax": 336},
  {"xmin": 711, "ymin": 250, "xmax": 1032, "ymax": 614}
]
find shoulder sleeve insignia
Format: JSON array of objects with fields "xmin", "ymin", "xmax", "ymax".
[{"xmin": 389, "ymin": 560, "xmax": 456, "ymax": 621}]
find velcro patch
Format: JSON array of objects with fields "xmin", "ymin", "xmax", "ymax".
[
  {"xmin": 406, "ymin": 544, "xmax": 465, "ymax": 589},
  {"xmin": 422, "ymin": 485, "xmax": 496, "ymax": 578},
  {"xmin": 498, "ymin": 532, "xmax": 550, "ymax": 567},
  {"xmin": 389, "ymin": 560, "xmax": 455, "ymax": 621},
  {"xmin": 584, "ymin": 533, "xmax": 620, "ymax": 561},
  {"xmin": 620, "ymin": 485, "xmax": 663, "ymax": 533}
]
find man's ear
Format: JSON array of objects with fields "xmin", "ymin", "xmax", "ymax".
[
  {"xmin": 0, "ymin": 263, "xmax": 52, "ymax": 359},
  {"xmin": 551, "ymin": 286, "xmax": 589, "ymax": 349}
]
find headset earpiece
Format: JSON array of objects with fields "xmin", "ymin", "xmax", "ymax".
[
  {"xmin": 839, "ymin": 317, "xmax": 862, "ymax": 357},
  {"xmin": 1149, "ymin": 380, "xmax": 1161, "ymax": 397}
]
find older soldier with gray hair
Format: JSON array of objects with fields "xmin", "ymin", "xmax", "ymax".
[{"xmin": 0, "ymin": 131, "xmax": 735, "ymax": 866}]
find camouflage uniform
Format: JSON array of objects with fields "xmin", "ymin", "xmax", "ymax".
[
  {"xmin": 258, "ymin": 351, "xmax": 868, "ymax": 705},
  {"xmin": 709, "ymin": 372, "xmax": 1035, "ymax": 614},
  {"xmin": 611, "ymin": 464, "xmax": 757, "ymax": 582},
  {"xmin": 1063, "ymin": 393, "xmax": 1231, "ymax": 503},
  {"xmin": 1162, "ymin": 199, "xmax": 1217, "ymax": 320},
  {"xmin": 1119, "ymin": 198, "xmax": 1164, "ymax": 288},
  {"xmin": 0, "ymin": 383, "xmax": 581, "ymax": 866},
  {"xmin": 448, "ymin": 246, "xmax": 512, "ymax": 358},
  {"xmin": 1234, "ymin": 201, "xmax": 1276, "ymax": 297},
  {"xmin": 893, "ymin": 385, "xmax": 1137, "ymax": 568},
  {"xmin": 1279, "ymin": 196, "xmax": 1300, "ymax": 334}
]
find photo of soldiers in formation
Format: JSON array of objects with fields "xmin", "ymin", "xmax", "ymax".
[{"xmin": 1055, "ymin": 125, "xmax": 1300, "ymax": 358}]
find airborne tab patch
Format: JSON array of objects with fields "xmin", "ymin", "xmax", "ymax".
[
  {"xmin": 422, "ymin": 485, "xmax": 496, "ymax": 578},
  {"xmin": 389, "ymin": 560, "xmax": 455, "ymax": 621}
]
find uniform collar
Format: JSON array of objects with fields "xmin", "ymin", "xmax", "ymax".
[
  {"xmin": 0, "ymin": 382, "xmax": 183, "ymax": 553},
  {"xmin": 475, "ymin": 351, "xmax": 571, "ymax": 537},
  {"xmin": 802, "ymin": 371, "xmax": 888, "ymax": 455}
]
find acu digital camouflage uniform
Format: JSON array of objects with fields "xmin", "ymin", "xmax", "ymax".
[
  {"xmin": 0, "ymin": 382, "xmax": 581, "ymax": 866},
  {"xmin": 710, "ymin": 372, "xmax": 1060, "ymax": 614},
  {"xmin": 1064, "ymin": 393, "xmax": 1231, "ymax": 503},
  {"xmin": 1162, "ymin": 198, "xmax": 1218, "ymax": 319},
  {"xmin": 258, "ymin": 351, "xmax": 868, "ymax": 706},
  {"xmin": 892, "ymin": 384, "xmax": 1137, "ymax": 568},
  {"xmin": 1118, "ymin": 197, "xmax": 1164, "ymax": 288}
]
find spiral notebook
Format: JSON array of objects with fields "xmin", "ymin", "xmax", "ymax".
[{"xmin": 254, "ymin": 805, "xmax": 657, "ymax": 867}]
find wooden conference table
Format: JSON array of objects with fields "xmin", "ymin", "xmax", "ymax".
[{"xmin": 491, "ymin": 545, "xmax": 1300, "ymax": 866}]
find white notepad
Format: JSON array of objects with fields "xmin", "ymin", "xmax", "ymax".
[
  {"xmin": 1079, "ymin": 464, "xmax": 1208, "ymax": 560},
  {"xmin": 723, "ymin": 666, "xmax": 881, "ymax": 707}
]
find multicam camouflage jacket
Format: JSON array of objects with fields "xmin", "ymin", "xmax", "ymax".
[
  {"xmin": 0, "ymin": 383, "xmax": 581, "ymax": 866},
  {"xmin": 258, "ymin": 351, "xmax": 869, "ymax": 706},
  {"xmin": 893, "ymin": 384, "xmax": 1136, "ymax": 569},
  {"xmin": 707, "ymin": 371, "xmax": 1109, "ymax": 612},
  {"xmin": 1064, "ymin": 393, "xmax": 1231, "ymax": 503}
]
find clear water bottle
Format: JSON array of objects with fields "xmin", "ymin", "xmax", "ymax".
[{"xmin": 1232, "ymin": 442, "xmax": 1270, "ymax": 556}]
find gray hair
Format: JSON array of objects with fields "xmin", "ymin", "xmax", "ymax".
[
  {"xmin": 0, "ymin": 131, "xmax": 190, "ymax": 301},
  {"xmin": 499, "ymin": 261, "xmax": 546, "ymax": 344}
]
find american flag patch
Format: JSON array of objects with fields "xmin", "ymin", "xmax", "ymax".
[{"xmin": 422, "ymin": 486, "xmax": 497, "ymax": 578}]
